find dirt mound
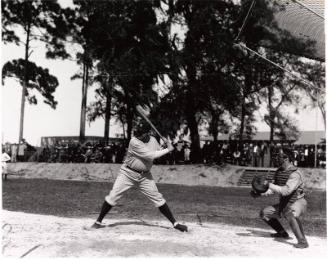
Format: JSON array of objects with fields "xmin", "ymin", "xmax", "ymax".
[
  {"xmin": 6, "ymin": 163, "xmax": 326, "ymax": 189},
  {"xmin": 2, "ymin": 210, "xmax": 326, "ymax": 257}
]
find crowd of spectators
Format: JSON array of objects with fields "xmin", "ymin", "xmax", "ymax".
[
  {"xmin": 2, "ymin": 139, "xmax": 326, "ymax": 168},
  {"xmin": 157, "ymin": 140, "xmax": 326, "ymax": 168},
  {"xmin": 35, "ymin": 141, "xmax": 127, "ymax": 163},
  {"xmin": 2, "ymin": 139, "xmax": 35, "ymax": 163}
]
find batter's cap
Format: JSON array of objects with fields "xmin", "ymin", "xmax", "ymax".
[{"xmin": 134, "ymin": 120, "xmax": 151, "ymax": 137}]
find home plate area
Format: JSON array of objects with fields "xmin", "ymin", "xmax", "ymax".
[{"xmin": 2, "ymin": 210, "xmax": 327, "ymax": 257}]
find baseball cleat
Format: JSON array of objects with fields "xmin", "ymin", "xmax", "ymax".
[
  {"xmin": 270, "ymin": 232, "xmax": 290, "ymax": 239},
  {"xmin": 294, "ymin": 240, "xmax": 309, "ymax": 249},
  {"xmin": 174, "ymin": 223, "xmax": 188, "ymax": 232},
  {"xmin": 85, "ymin": 221, "xmax": 106, "ymax": 230}
]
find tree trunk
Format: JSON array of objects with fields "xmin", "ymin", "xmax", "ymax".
[
  {"xmin": 185, "ymin": 63, "xmax": 201, "ymax": 162},
  {"xmin": 79, "ymin": 63, "xmax": 88, "ymax": 143},
  {"xmin": 269, "ymin": 117, "xmax": 275, "ymax": 167},
  {"xmin": 186, "ymin": 109, "xmax": 201, "ymax": 163},
  {"xmin": 268, "ymin": 86, "xmax": 275, "ymax": 166},
  {"xmin": 318, "ymin": 102, "xmax": 326, "ymax": 130},
  {"xmin": 104, "ymin": 77, "xmax": 112, "ymax": 144},
  {"xmin": 19, "ymin": 19, "xmax": 31, "ymax": 142},
  {"xmin": 211, "ymin": 112, "xmax": 219, "ymax": 146},
  {"xmin": 126, "ymin": 103, "xmax": 134, "ymax": 141},
  {"xmin": 238, "ymin": 96, "xmax": 246, "ymax": 153}
]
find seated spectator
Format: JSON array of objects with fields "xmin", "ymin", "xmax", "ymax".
[
  {"xmin": 111, "ymin": 143, "xmax": 118, "ymax": 163},
  {"xmin": 1, "ymin": 150, "xmax": 11, "ymax": 179},
  {"xmin": 184, "ymin": 144, "xmax": 191, "ymax": 164},
  {"xmin": 233, "ymin": 149, "xmax": 241, "ymax": 165},
  {"xmin": 18, "ymin": 140, "xmax": 27, "ymax": 162},
  {"xmin": 83, "ymin": 147, "xmax": 93, "ymax": 163},
  {"xmin": 91, "ymin": 147, "xmax": 103, "ymax": 163},
  {"xmin": 293, "ymin": 149, "xmax": 299, "ymax": 167},
  {"xmin": 103, "ymin": 145, "xmax": 112, "ymax": 163},
  {"xmin": 317, "ymin": 146, "xmax": 326, "ymax": 168},
  {"xmin": 116, "ymin": 143, "xmax": 126, "ymax": 163},
  {"xmin": 202, "ymin": 141, "xmax": 211, "ymax": 163},
  {"xmin": 11, "ymin": 143, "xmax": 18, "ymax": 163},
  {"xmin": 259, "ymin": 142, "xmax": 267, "ymax": 167}
]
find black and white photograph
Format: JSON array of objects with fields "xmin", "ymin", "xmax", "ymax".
[{"xmin": 1, "ymin": 0, "xmax": 326, "ymax": 257}]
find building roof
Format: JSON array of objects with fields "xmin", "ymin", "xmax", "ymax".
[
  {"xmin": 293, "ymin": 131, "xmax": 326, "ymax": 145},
  {"xmin": 201, "ymin": 131, "xmax": 326, "ymax": 145}
]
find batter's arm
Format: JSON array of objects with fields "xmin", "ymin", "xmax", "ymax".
[{"xmin": 129, "ymin": 138, "xmax": 172, "ymax": 161}]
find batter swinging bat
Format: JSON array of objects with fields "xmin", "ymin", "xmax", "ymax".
[{"xmin": 136, "ymin": 105, "xmax": 165, "ymax": 142}]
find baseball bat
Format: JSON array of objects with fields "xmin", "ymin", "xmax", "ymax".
[{"xmin": 136, "ymin": 105, "xmax": 165, "ymax": 142}]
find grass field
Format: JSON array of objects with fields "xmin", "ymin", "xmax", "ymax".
[{"xmin": 2, "ymin": 178, "xmax": 326, "ymax": 237}]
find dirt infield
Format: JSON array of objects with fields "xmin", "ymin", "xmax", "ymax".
[
  {"xmin": 2, "ymin": 163, "xmax": 326, "ymax": 257},
  {"xmin": 2, "ymin": 210, "xmax": 327, "ymax": 257}
]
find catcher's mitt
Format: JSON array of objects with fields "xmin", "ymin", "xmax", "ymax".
[{"xmin": 251, "ymin": 175, "xmax": 269, "ymax": 194}]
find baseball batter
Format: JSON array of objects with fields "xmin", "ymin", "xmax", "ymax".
[
  {"xmin": 89, "ymin": 122, "xmax": 188, "ymax": 232},
  {"xmin": 251, "ymin": 147, "xmax": 309, "ymax": 248}
]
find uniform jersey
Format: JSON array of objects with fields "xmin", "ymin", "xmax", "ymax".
[
  {"xmin": 267, "ymin": 165, "xmax": 305, "ymax": 200},
  {"xmin": 261, "ymin": 164, "xmax": 307, "ymax": 219},
  {"xmin": 122, "ymin": 136, "xmax": 161, "ymax": 172}
]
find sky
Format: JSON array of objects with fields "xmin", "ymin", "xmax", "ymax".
[{"xmin": 0, "ymin": 0, "xmax": 325, "ymax": 146}]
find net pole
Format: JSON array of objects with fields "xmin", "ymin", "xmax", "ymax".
[
  {"xmin": 314, "ymin": 90, "xmax": 318, "ymax": 168},
  {"xmin": 235, "ymin": 0, "xmax": 256, "ymax": 42}
]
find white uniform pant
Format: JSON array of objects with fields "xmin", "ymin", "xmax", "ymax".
[
  {"xmin": 260, "ymin": 198, "xmax": 307, "ymax": 221},
  {"xmin": 105, "ymin": 169, "xmax": 166, "ymax": 207}
]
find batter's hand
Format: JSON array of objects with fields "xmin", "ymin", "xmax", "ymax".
[
  {"xmin": 162, "ymin": 138, "xmax": 174, "ymax": 152},
  {"xmin": 161, "ymin": 137, "xmax": 169, "ymax": 144},
  {"xmin": 166, "ymin": 141, "xmax": 174, "ymax": 152}
]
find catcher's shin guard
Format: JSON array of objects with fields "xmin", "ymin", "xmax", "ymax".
[{"xmin": 289, "ymin": 217, "xmax": 308, "ymax": 248}]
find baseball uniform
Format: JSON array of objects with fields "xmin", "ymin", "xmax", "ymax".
[
  {"xmin": 105, "ymin": 136, "xmax": 167, "ymax": 207},
  {"xmin": 259, "ymin": 163, "xmax": 309, "ymax": 248},
  {"xmin": 90, "ymin": 134, "xmax": 188, "ymax": 232}
]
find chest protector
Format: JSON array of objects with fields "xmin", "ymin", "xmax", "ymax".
[{"xmin": 275, "ymin": 167, "xmax": 305, "ymax": 210}]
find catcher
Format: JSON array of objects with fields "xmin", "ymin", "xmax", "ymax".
[
  {"xmin": 88, "ymin": 120, "xmax": 188, "ymax": 232},
  {"xmin": 251, "ymin": 147, "xmax": 308, "ymax": 249}
]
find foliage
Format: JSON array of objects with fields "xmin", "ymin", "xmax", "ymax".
[
  {"xmin": 2, "ymin": 0, "xmax": 72, "ymax": 59},
  {"xmin": 77, "ymin": 0, "xmax": 170, "ymax": 139},
  {"xmin": 2, "ymin": 59, "xmax": 59, "ymax": 108}
]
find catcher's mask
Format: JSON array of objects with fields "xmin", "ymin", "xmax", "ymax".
[{"xmin": 273, "ymin": 147, "xmax": 294, "ymax": 166}]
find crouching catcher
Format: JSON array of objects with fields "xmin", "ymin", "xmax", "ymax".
[{"xmin": 251, "ymin": 147, "xmax": 308, "ymax": 249}]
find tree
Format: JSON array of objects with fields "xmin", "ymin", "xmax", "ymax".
[
  {"xmin": 2, "ymin": 0, "xmax": 72, "ymax": 142},
  {"xmin": 233, "ymin": 0, "xmax": 315, "ymax": 155},
  {"xmin": 82, "ymin": 0, "xmax": 169, "ymax": 141},
  {"xmin": 67, "ymin": 0, "xmax": 97, "ymax": 142},
  {"xmin": 2, "ymin": 59, "xmax": 59, "ymax": 108},
  {"xmin": 164, "ymin": 0, "xmax": 240, "ymax": 162}
]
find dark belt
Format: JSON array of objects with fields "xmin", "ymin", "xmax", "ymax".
[{"xmin": 125, "ymin": 165, "xmax": 149, "ymax": 174}]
